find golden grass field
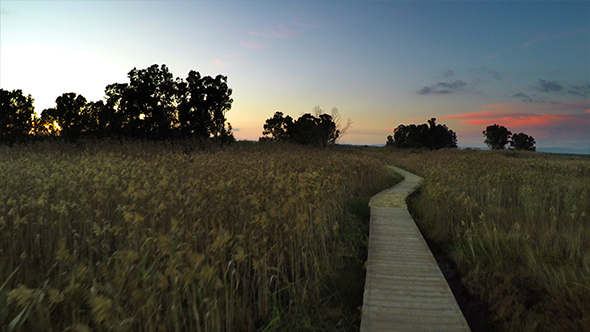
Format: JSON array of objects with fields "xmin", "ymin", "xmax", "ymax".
[
  {"xmin": 377, "ymin": 148, "xmax": 590, "ymax": 331},
  {"xmin": 0, "ymin": 141, "xmax": 398, "ymax": 331},
  {"xmin": 1, "ymin": 141, "xmax": 589, "ymax": 331}
]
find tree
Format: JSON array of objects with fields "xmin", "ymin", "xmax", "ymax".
[
  {"xmin": 42, "ymin": 92, "xmax": 88, "ymax": 140},
  {"xmin": 392, "ymin": 124, "xmax": 428, "ymax": 148},
  {"xmin": 259, "ymin": 108, "xmax": 343, "ymax": 149},
  {"xmin": 179, "ymin": 70, "xmax": 234, "ymax": 139},
  {"xmin": 287, "ymin": 113, "xmax": 338, "ymax": 148},
  {"xmin": 390, "ymin": 118, "xmax": 457, "ymax": 150},
  {"xmin": 260, "ymin": 111, "xmax": 293, "ymax": 141},
  {"xmin": 386, "ymin": 135, "xmax": 394, "ymax": 147},
  {"xmin": 125, "ymin": 64, "xmax": 182, "ymax": 139},
  {"xmin": 0, "ymin": 89, "xmax": 36, "ymax": 145},
  {"xmin": 102, "ymin": 82, "xmax": 130, "ymax": 138},
  {"xmin": 510, "ymin": 132, "xmax": 536, "ymax": 151},
  {"xmin": 5, "ymin": 64, "xmax": 235, "ymax": 142},
  {"xmin": 313, "ymin": 106, "xmax": 351, "ymax": 143},
  {"xmin": 83, "ymin": 100, "xmax": 108, "ymax": 138},
  {"xmin": 425, "ymin": 118, "xmax": 458, "ymax": 149},
  {"xmin": 483, "ymin": 124, "xmax": 512, "ymax": 150}
]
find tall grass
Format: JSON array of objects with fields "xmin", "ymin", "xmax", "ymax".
[
  {"xmin": 0, "ymin": 141, "xmax": 394, "ymax": 331},
  {"xmin": 379, "ymin": 149, "xmax": 590, "ymax": 331}
]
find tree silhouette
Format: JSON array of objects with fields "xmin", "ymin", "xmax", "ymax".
[
  {"xmin": 42, "ymin": 92, "xmax": 88, "ymax": 141},
  {"xmin": 260, "ymin": 111, "xmax": 293, "ymax": 141},
  {"xmin": 260, "ymin": 109, "xmax": 341, "ymax": 148},
  {"xmin": 483, "ymin": 124, "xmax": 512, "ymax": 150},
  {"xmin": 179, "ymin": 71, "xmax": 233, "ymax": 139},
  {"xmin": 103, "ymin": 82, "xmax": 130, "ymax": 138},
  {"xmin": 390, "ymin": 118, "xmax": 457, "ymax": 150},
  {"xmin": 115, "ymin": 64, "xmax": 181, "ymax": 139},
  {"xmin": 313, "ymin": 106, "xmax": 351, "ymax": 142},
  {"xmin": 510, "ymin": 132, "xmax": 536, "ymax": 151},
  {"xmin": 425, "ymin": 118, "xmax": 458, "ymax": 149},
  {"xmin": 386, "ymin": 135, "xmax": 394, "ymax": 147},
  {"xmin": 100, "ymin": 64, "xmax": 234, "ymax": 141},
  {"xmin": 392, "ymin": 124, "xmax": 428, "ymax": 149},
  {"xmin": 2, "ymin": 64, "xmax": 235, "ymax": 143},
  {"xmin": 83, "ymin": 100, "xmax": 109, "ymax": 138},
  {"xmin": 0, "ymin": 89, "xmax": 36, "ymax": 145},
  {"xmin": 288, "ymin": 113, "xmax": 339, "ymax": 148}
]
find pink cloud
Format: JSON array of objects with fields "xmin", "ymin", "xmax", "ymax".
[
  {"xmin": 480, "ymin": 101, "xmax": 589, "ymax": 113},
  {"xmin": 438, "ymin": 104, "xmax": 590, "ymax": 143},
  {"xmin": 446, "ymin": 113, "xmax": 575, "ymax": 128}
]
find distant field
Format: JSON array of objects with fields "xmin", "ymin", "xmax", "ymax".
[
  {"xmin": 0, "ymin": 141, "xmax": 398, "ymax": 331},
  {"xmin": 377, "ymin": 149, "xmax": 590, "ymax": 331}
]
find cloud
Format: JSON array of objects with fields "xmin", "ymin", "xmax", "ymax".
[
  {"xmin": 436, "ymin": 102, "xmax": 590, "ymax": 149},
  {"xmin": 438, "ymin": 105, "xmax": 590, "ymax": 144},
  {"xmin": 512, "ymin": 92, "xmax": 532, "ymax": 102},
  {"xmin": 522, "ymin": 29, "xmax": 588, "ymax": 49},
  {"xmin": 483, "ymin": 101, "xmax": 589, "ymax": 114},
  {"xmin": 240, "ymin": 40, "xmax": 264, "ymax": 50},
  {"xmin": 442, "ymin": 111, "xmax": 581, "ymax": 128},
  {"xmin": 533, "ymin": 79, "xmax": 564, "ymax": 93},
  {"xmin": 417, "ymin": 80, "xmax": 468, "ymax": 95},
  {"xmin": 443, "ymin": 70, "xmax": 454, "ymax": 79},
  {"xmin": 469, "ymin": 66, "xmax": 502, "ymax": 80},
  {"xmin": 222, "ymin": 51, "xmax": 244, "ymax": 59},
  {"xmin": 510, "ymin": 92, "xmax": 560, "ymax": 104},
  {"xmin": 295, "ymin": 21, "xmax": 320, "ymax": 29},
  {"xmin": 485, "ymin": 54, "xmax": 499, "ymax": 60},
  {"xmin": 248, "ymin": 25, "xmax": 301, "ymax": 39},
  {"xmin": 568, "ymin": 83, "xmax": 590, "ymax": 97},
  {"xmin": 212, "ymin": 59, "xmax": 225, "ymax": 66},
  {"xmin": 240, "ymin": 22, "xmax": 315, "ymax": 51}
]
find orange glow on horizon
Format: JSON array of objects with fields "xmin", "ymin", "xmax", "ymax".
[{"xmin": 435, "ymin": 103, "xmax": 590, "ymax": 144}]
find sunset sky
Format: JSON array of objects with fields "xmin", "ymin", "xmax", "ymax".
[{"xmin": 1, "ymin": 1, "xmax": 589, "ymax": 152}]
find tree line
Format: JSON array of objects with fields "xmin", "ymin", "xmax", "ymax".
[
  {"xmin": 482, "ymin": 124, "xmax": 536, "ymax": 151},
  {"xmin": 386, "ymin": 118, "xmax": 458, "ymax": 150},
  {"xmin": 2, "ymin": 64, "xmax": 351, "ymax": 149},
  {"xmin": 386, "ymin": 120, "xmax": 535, "ymax": 151},
  {"xmin": 1, "ymin": 66, "xmax": 536, "ymax": 152},
  {"xmin": 1, "ymin": 64, "xmax": 234, "ymax": 145},
  {"xmin": 259, "ymin": 107, "xmax": 351, "ymax": 149}
]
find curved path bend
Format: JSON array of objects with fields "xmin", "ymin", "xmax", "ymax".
[{"xmin": 360, "ymin": 166, "xmax": 470, "ymax": 332}]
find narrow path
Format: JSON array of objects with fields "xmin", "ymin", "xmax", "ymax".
[{"xmin": 360, "ymin": 167, "xmax": 470, "ymax": 332}]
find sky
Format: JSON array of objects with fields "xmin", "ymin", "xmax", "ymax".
[{"xmin": 1, "ymin": 1, "xmax": 589, "ymax": 152}]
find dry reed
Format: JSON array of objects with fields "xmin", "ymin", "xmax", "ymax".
[
  {"xmin": 378, "ymin": 149, "xmax": 590, "ymax": 331},
  {"xmin": 0, "ymin": 140, "xmax": 393, "ymax": 331}
]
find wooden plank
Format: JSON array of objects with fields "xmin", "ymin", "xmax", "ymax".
[{"xmin": 360, "ymin": 167, "xmax": 470, "ymax": 332}]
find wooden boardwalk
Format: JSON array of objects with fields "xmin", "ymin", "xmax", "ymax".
[{"xmin": 360, "ymin": 167, "xmax": 470, "ymax": 332}]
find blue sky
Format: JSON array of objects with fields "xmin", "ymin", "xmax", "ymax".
[{"xmin": 1, "ymin": 1, "xmax": 589, "ymax": 151}]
